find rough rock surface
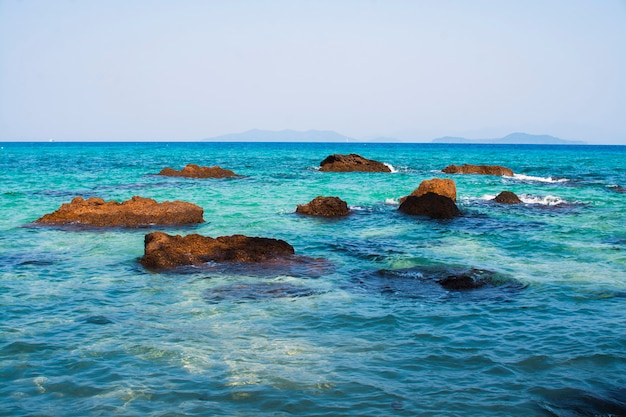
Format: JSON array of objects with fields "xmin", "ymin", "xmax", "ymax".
[
  {"xmin": 35, "ymin": 196, "xmax": 204, "ymax": 227},
  {"xmin": 438, "ymin": 274, "xmax": 486, "ymax": 290},
  {"xmin": 158, "ymin": 164, "xmax": 239, "ymax": 178},
  {"xmin": 296, "ymin": 196, "xmax": 349, "ymax": 217},
  {"xmin": 401, "ymin": 178, "xmax": 457, "ymax": 203},
  {"xmin": 494, "ymin": 191, "xmax": 522, "ymax": 204},
  {"xmin": 319, "ymin": 154, "xmax": 391, "ymax": 172},
  {"xmin": 398, "ymin": 192, "xmax": 461, "ymax": 219},
  {"xmin": 141, "ymin": 231, "xmax": 296, "ymax": 269},
  {"xmin": 442, "ymin": 164, "xmax": 514, "ymax": 177}
]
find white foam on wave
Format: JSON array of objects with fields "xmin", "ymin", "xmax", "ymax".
[
  {"xmin": 519, "ymin": 194, "xmax": 566, "ymax": 205},
  {"xmin": 385, "ymin": 198, "xmax": 400, "ymax": 205},
  {"xmin": 474, "ymin": 193, "xmax": 566, "ymax": 205},
  {"xmin": 513, "ymin": 174, "xmax": 568, "ymax": 183},
  {"xmin": 383, "ymin": 163, "xmax": 399, "ymax": 173}
]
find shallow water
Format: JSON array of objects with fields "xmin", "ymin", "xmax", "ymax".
[{"xmin": 1, "ymin": 142, "xmax": 625, "ymax": 416}]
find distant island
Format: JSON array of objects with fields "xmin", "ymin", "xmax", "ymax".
[
  {"xmin": 432, "ymin": 132, "xmax": 585, "ymax": 145},
  {"xmin": 202, "ymin": 129, "xmax": 586, "ymax": 144},
  {"xmin": 204, "ymin": 129, "xmax": 354, "ymax": 142}
]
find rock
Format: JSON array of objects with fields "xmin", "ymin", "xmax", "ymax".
[
  {"xmin": 400, "ymin": 178, "xmax": 457, "ymax": 203},
  {"xmin": 352, "ymin": 266, "xmax": 525, "ymax": 299},
  {"xmin": 158, "ymin": 164, "xmax": 239, "ymax": 178},
  {"xmin": 35, "ymin": 196, "xmax": 204, "ymax": 227},
  {"xmin": 609, "ymin": 185, "xmax": 626, "ymax": 193},
  {"xmin": 398, "ymin": 192, "xmax": 461, "ymax": 219},
  {"xmin": 140, "ymin": 231, "xmax": 296, "ymax": 269},
  {"xmin": 494, "ymin": 191, "xmax": 522, "ymax": 204},
  {"xmin": 319, "ymin": 154, "xmax": 391, "ymax": 172},
  {"xmin": 296, "ymin": 196, "xmax": 349, "ymax": 217},
  {"xmin": 438, "ymin": 274, "xmax": 486, "ymax": 290},
  {"xmin": 442, "ymin": 164, "xmax": 514, "ymax": 176}
]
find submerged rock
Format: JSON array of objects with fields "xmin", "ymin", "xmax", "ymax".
[
  {"xmin": 141, "ymin": 231, "xmax": 296, "ymax": 269},
  {"xmin": 203, "ymin": 282, "xmax": 315, "ymax": 303},
  {"xmin": 296, "ymin": 196, "xmax": 349, "ymax": 217},
  {"xmin": 158, "ymin": 164, "xmax": 239, "ymax": 178},
  {"xmin": 438, "ymin": 273, "xmax": 486, "ymax": 290},
  {"xmin": 608, "ymin": 184, "xmax": 626, "ymax": 193},
  {"xmin": 401, "ymin": 178, "xmax": 457, "ymax": 203},
  {"xmin": 352, "ymin": 266, "xmax": 525, "ymax": 300},
  {"xmin": 494, "ymin": 191, "xmax": 522, "ymax": 204},
  {"xmin": 442, "ymin": 164, "xmax": 514, "ymax": 177},
  {"xmin": 398, "ymin": 192, "xmax": 461, "ymax": 219},
  {"xmin": 35, "ymin": 196, "xmax": 204, "ymax": 228},
  {"xmin": 319, "ymin": 154, "xmax": 391, "ymax": 172}
]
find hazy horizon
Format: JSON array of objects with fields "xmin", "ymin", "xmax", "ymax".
[{"xmin": 1, "ymin": 0, "xmax": 625, "ymax": 144}]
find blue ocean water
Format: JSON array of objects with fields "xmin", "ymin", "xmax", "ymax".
[{"xmin": 1, "ymin": 142, "xmax": 625, "ymax": 416}]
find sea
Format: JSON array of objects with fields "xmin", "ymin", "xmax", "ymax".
[{"xmin": 1, "ymin": 142, "xmax": 625, "ymax": 417}]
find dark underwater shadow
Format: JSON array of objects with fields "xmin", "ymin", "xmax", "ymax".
[
  {"xmin": 347, "ymin": 265, "xmax": 527, "ymax": 302},
  {"xmin": 202, "ymin": 281, "xmax": 319, "ymax": 304},
  {"xmin": 140, "ymin": 255, "xmax": 334, "ymax": 279},
  {"xmin": 534, "ymin": 387, "xmax": 626, "ymax": 417},
  {"xmin": 23, "ymin": 221, "xmax": 206, "ymax": 233}
]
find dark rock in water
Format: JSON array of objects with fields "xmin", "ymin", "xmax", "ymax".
[
  {"xmin": 438, "ymin": 274, "xmax": 486, "ymax": 290},
  {"xmin": 141, "ymin": 231, "xmax": 296, "ymax": 270},
  {"xmin": 400, "ymin": 178, "xmax": 457, "ymax": 203},
  {"xmin": 296, "ymin": 196, "xmax": 349, "ymax": 217},
  {"xmin": 494, "ymin": 191, "xmax": 522, "ymax": 204},
  {"xmin": 82, "ymin": 315, "xmax": 114, "ymax": 325},
  {"xmin": 351, "ymin": 266, "xmax": 525, "ymax": 300},
  {"xmin": 319, "ymin": 153, "xmax": 391, "ymax": 172},
  {"xmin": 442, "ymin": 164, "xmax": 514, "ymax": 177},
  {"xmin": 536, "ymin": 387, "xmax": 626, "ymax": 417},
  {"xmin": 203, "ymin": 282, "xmax": 315, "ymax": 303},
  {"xmin": 158, "ymin": 164, "xmax": 240, "ymax": 178},
  {"xmin": 35, "ymin": 196, "xmax": 204, "ymax": 228},
  {"xmin": 398, "ymin": 192, "xmax": 461, "ymax": 219}
]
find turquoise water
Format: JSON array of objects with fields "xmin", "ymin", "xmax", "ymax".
[{"xmin": 1, "ymin": 142, "xmax": 625, "ymax": 416}]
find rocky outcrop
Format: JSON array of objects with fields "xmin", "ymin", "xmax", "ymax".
[
  {"xmin": 401, "ymin": 178, "xmax": 457, "ymax": 203},
  {"xmin": 140, "ymin": 231, "xmax": 296, "ymax": 269},
  {"xmin": 442, "ymin": 164, "xmax": 514, "ymax": 177},
  {"xmin": 158, "ymin": 164, "xmax": 239, "ymax": 178},
  {"xmin": 296, "ymin": 196, "xmax": 349, "ymax": 217},
  {"xmin": 35, "ymin": 196, "xmax": 204, "ymax": 227},
  {"xmin": 494, "ymin": 191, "xmax": 522, "ymax": 204},
  {"xmin": 398, "ymin": 192, "xmax": 461, "ymax": 219},
  {"xmin": 319, "ymin": 154, "xmax": 391, "ymax": 172},
  {"xmin": 438, "ymin": 274, "xmax": 486, "ymax": 290}
]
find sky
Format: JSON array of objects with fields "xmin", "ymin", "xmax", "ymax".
[{"xmin": 1, "ymin": 0, "xmax": 625, "ymax": 143}]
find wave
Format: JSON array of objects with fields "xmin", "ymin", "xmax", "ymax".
[
  {"xmin": 513, "ymin": 174, "xmax": 568, "ymax": 183},
  {"xmin": 385, "ymin": 198, "xmax": 400, "ymax": 205},
  {"xmin": 475, "ymin": 193, "xmax": 567, "ymax": 206},
  {"xmin": 519, "ymin": 194, "xmax": 567, "ymax": 205},
  {"xmin": 383, "ymin": 163, "xmax": 399, "ymax": 173}
]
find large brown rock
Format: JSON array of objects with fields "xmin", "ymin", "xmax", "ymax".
[
  {"xmin": 494, "ymin": 191, "xmax": 522, "ymax": 204},
  {"xmin": 296, "ymin": 196, "xmax": 349, "ymax": 217},
  {"xmin": 319, "ymin": 154, "xmax": 391, "ymax": 172},
  {"xmin": 141, "ymin": 231, "xmax": 296, "ymax": 269},
  {"xmin": 401, "ymin": 178, "xmax": 457, "ymax": 203},
  {"xmin": 442, "ymin": 164, "xmax": 514, "ymax": 177},
  {"xmin": 398, "ymin": 192, "xmax": 461, "ymax": 219},
  {"xmin": 158, "ymin": 164, "xmax": 239, "ymax": 178},
  {"xmin": 35, "ymin": 196, "xmax": 204, "ymax": 227}
]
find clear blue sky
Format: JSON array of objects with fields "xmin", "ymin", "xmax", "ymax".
[{"xmin": 1, "ymin": 0, "xmax": 625, "ymax": 143}]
